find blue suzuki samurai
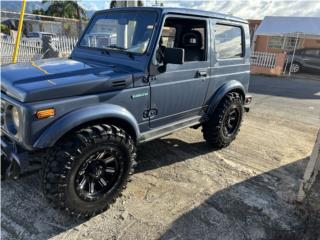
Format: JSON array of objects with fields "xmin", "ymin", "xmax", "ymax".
[{"xmin": 1, "ymin": 7, "xmax": 251, "ymax": 217}]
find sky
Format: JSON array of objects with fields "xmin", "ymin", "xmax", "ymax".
[
  {"xmin": 2, "ymin": 0, "xmax": 320, "ymax": 19},
  {"xmin": 78, "ymin": 0, "xmax": 320, "ymax": 19}
]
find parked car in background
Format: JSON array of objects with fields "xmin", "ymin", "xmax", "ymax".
[
  {"xmin": 26, "ymin": 31, "xmax": 57, "ymax": 40},
  {"xmin": 287, "ymin": 48, "xmax": 320, "ymax": 74},
  {"xmin": 24, "ymin": 32, "xmax": 59, "ymax": 49}
]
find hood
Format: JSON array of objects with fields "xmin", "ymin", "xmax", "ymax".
[{"xmin": 1, "ymin": 58, "xmax": 135, "ymax": 102}]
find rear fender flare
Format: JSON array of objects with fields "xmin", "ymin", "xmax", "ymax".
[
  {"xmin": 206, "ymin": 80, "xmax": 245, "ymax": 115},
  {"xmin": 33, "ymin": 104, "xmax": 140, "ymax": 149}
]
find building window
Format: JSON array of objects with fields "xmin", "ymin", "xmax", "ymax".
[
  {"xmin": 214, "ymin": 24, "xmax": 243, "ymax": 59},
  {"xmin": 268, "ymin": 36, "xmax": 300, "ymax": 50},
  {"xmin": 268, "ymin": 36, "xmax": 284, "ymax": 49},
  {"xmin": 285, "ymin": 37, "xmax": 300, "ymax": 50}
]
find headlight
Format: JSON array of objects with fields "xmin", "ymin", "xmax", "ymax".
[
  {"xmin": 12, "ymin": 106, "xmax": 20, "ymax": 128},
  {"xmin": 5, "ymin": 105, "xmax": 20, "ymax": 135}
]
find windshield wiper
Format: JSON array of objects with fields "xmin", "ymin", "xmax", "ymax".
[
  {"xmin": 101, "ymin": 49, "xmax": 110, "ymax": 55},
  {"xmin": 106, "ymin": 45, "xmax": 135, "ymax": 59},
  {"xmin": 107, "ymin": 45, "xmax": 127, "ymax": 50}
]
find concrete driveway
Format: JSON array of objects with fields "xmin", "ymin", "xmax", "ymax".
[{"xmin": 1, "ymin": 75, "xmax": 320, "ymax": 240}]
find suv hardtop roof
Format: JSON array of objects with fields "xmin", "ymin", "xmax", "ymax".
[{"xmin": 94, "ymin": 7, "xmax": 247, "ymax": 24}]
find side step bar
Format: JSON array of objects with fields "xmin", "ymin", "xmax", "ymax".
[{"xmin": 139, "ymin": 116, "xmax": 202, "ymax": 143}]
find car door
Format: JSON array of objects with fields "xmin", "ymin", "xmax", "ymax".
[
  {"xmin": 149, "ymin": 15, "xmax": 210, "ymax": 128},
  {"xmin": 302, "ymin": 49, "xmax": 320, "ymax": 71}
]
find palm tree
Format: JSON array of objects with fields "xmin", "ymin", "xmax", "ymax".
[{"xmin": 43, "ymin": 0, "xmax": 87, "ymax": 20}]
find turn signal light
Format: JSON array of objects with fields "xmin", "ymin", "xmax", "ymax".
[{"xmin": 36, "ymin": 108, "xmax": 55, "ymax": 119}]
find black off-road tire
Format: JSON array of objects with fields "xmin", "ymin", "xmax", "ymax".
[
  {"xmin": 202, "ymin": 92, "xmax": 243, "ymax": 149},
  {"xmin": 42, "ymin": 124, "xmax": 136, "ymax": 218}
]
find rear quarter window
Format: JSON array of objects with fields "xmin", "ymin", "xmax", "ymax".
[
  {"xmin": 304, "ymin": 49, "xmax": 320, "ymax": 55},
  {"xmin": 214, "ymin": 24, "xmax": 244, "ymax": 59}
]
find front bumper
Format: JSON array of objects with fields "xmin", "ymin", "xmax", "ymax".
[
  {"xmin": 1, "ymin": 135, "xmax": 29, "ymax": 180},
  {"xmin": 244, "ymin": 95, "xmax": 253, "ymax": 112}
]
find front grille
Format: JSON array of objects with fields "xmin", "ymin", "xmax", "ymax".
[{"xmin": 1, "ymin": 99, "xmax": 6, "ymax": 129}]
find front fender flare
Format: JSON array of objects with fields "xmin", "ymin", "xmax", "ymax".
[
  {"xmin": 33, "ymin": 104, "xmax": 140, "ymax": 149},
  {"xmin": 207, "ymin": 80, "xmax": 246, "ymax": 115}
]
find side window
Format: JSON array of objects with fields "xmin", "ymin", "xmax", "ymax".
[
  {"xmin": 305, "ymin": 49, "xmax": 319, "ymax": 55},
  {"xmin": 156, "ymin": 17, "xmax": 207, "ymax": 64},
  {"xmin": 214, "ymin": 24, "xmax": 243, "ymax": 59}
]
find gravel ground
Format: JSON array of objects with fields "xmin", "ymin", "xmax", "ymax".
[{"xmin": 1, "ymin": 75, "xmax": 320, "ymax": 240}]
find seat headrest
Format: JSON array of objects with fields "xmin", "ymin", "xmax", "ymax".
[{"xmin": 182, "ymin": 30, "xmax": 202, "ymax": 48}]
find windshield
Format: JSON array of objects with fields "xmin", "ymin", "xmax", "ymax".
[{"xmin": 80, "ymin": 11, "xmax": 157, "ymax": 54}]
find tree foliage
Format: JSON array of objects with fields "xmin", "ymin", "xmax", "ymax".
[
  {"xmin": 32, "ymin": 9, "xmax": 46, "ymax": 15},
  {"xmin": 1, "ymin": 23, "xmax": 11, "ymax": 35},
  {"xmin": 33, "ymin": 1, "xmax": 87, "ymax": 20}
]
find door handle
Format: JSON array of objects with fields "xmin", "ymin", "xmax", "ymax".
[{"xmin": 196, "ymin": 70, "xmax": 207, "ymax": 78}]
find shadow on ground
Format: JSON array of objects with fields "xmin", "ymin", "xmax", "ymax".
[
  {"xmin": 0, "ymin": 138, "xmax": 211, "ymax": 239},
  {"xmin": 250, "ymin": 75, "xmax": 320, "ymax": 100},
  {"xmin": 138, "ymin": 139, "xmax": 320, "ymax": 240},
  {"xmin": 135, "ymin": 138, "xmax": 214, "ymax": 173},
  {"xmin": 1, "ymin": 138, "xmax": 319, "ymax": 240}
]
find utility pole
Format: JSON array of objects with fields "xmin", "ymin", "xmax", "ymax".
[
  {"xmin": 297, "ymin": 129, "xmax": 320, "ymax": 202},
  {"xmin": 12, "ymin": 0, "xmax": 27, "ymax": 64}
]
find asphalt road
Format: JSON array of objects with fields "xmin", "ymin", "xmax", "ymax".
[
  {"xmin": 1, "ymin": 75, "xmax": 320, "ymax": 240},
  {"xmin": 249, "ymin": 75, "xmax": 320, "ymax": 126}
]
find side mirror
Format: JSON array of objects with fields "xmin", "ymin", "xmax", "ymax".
[{"xmin": 163, "ymin": 47, "xmax": 184, "ymax": 65}]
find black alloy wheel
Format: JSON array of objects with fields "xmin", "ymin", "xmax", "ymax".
[
  {"xmin": 222, "ymin": 108, "xmax": 241, "ymax": 138},
  {"xmin": 75, "ymin": 148, "xmax": 122, "ymax": 202}
]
